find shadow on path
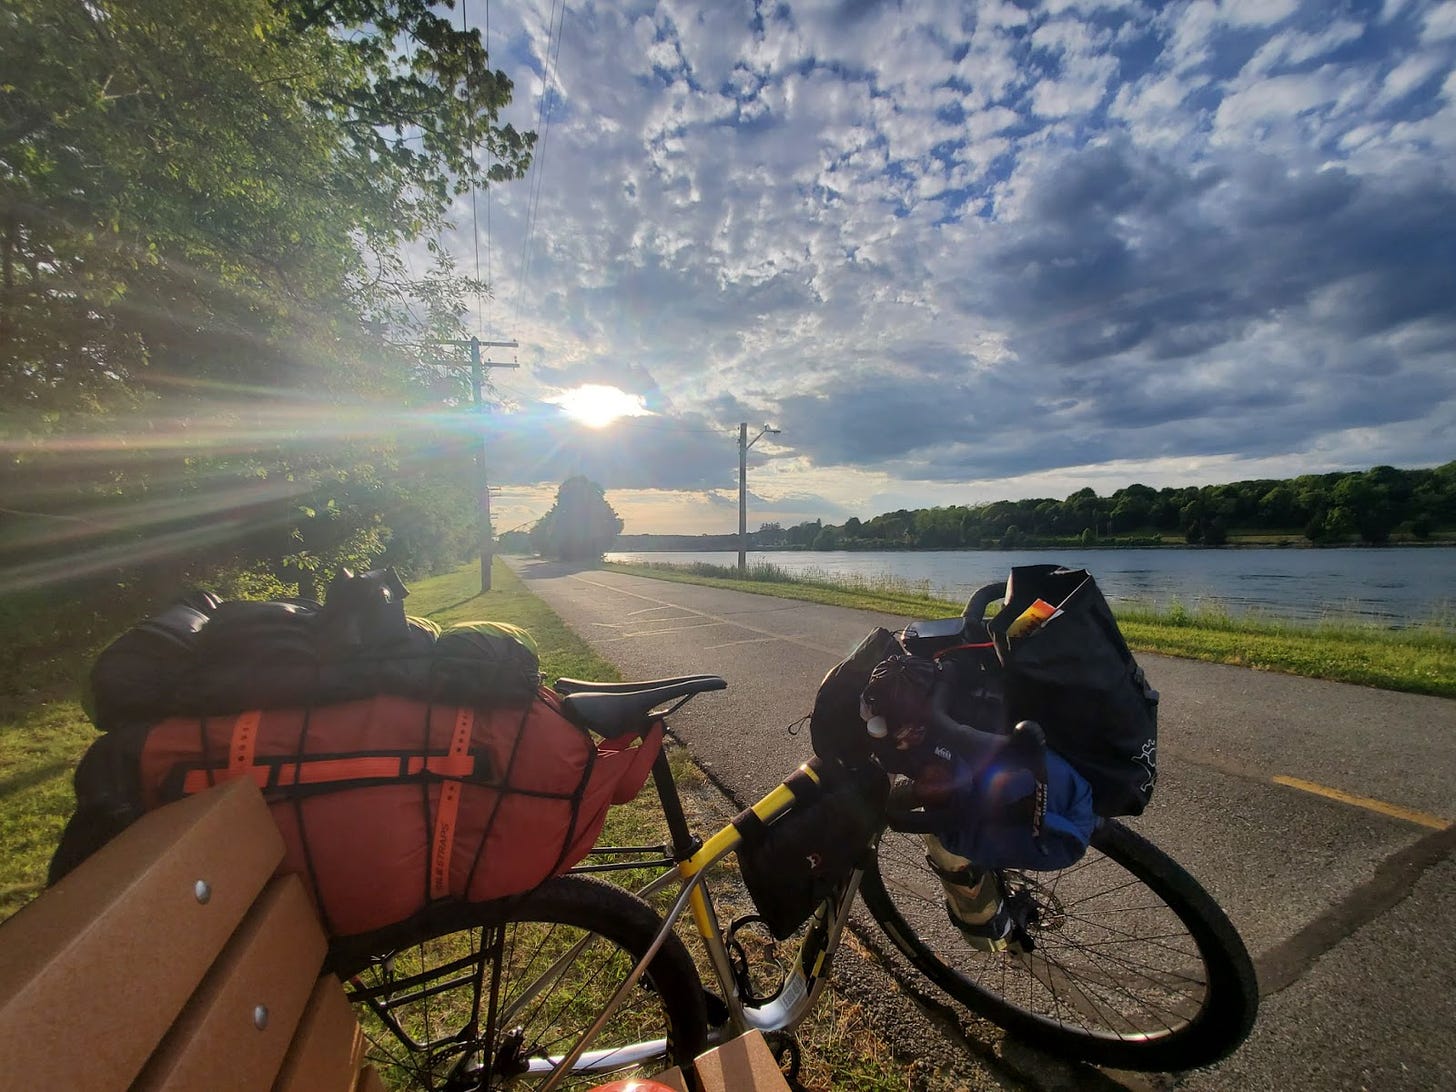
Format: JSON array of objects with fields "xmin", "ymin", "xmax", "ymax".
[{"xmin": 505, "ymin": 559, "xmax": 602, "ymax": 581}]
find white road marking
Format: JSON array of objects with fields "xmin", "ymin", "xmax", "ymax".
[{"xmin": 703, "ymin": 634, "xmax": 804, "ymax": 650}]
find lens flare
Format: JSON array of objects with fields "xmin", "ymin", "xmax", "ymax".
[{"xmin": 546, "ymin": 385, "xmax": 653, "ymax": 428}]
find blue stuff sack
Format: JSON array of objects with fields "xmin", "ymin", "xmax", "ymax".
[{"xmin": 936, "ymin": 748, "xmax": 1096, "ymax": 872}]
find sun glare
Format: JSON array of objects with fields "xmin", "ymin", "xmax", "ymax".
[{"xmin": 548, "ymin": 384, "xmax": 654, "ymax": 428}]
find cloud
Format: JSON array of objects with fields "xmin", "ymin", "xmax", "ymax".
[{"xmin": 449, "ymin": 0, "xmax": 1456, "ymax": 532}]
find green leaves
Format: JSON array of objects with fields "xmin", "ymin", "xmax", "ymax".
[
  {"xmin": 1, "ymin": 0, "xmax": 537, "ymax": 600},
  {"xmin": 531, "ymin": 477, "xmax": 626, "ymax": 562},
  {"xmin": 2, "ymin": 0, "xmax": 535, "ymax": 411}
]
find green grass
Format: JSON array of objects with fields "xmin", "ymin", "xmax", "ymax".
[
  {"xmin": 1116, "ymin": 604, "xmax": 1456, "ymax": 697},
  {"xmin": 606, "ymin": 560, "xmax": 1456, "ymax": 699}
]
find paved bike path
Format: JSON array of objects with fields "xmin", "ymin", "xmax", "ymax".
[{"xmin": 509, "ymin": 560, "xmax": 1456, "ymax": 1091}]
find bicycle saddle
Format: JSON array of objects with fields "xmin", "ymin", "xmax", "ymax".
[{"xmin": 556, "ymin": 675, "xmax": 726, "ymax": 733}]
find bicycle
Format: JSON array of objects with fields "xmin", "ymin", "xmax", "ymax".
[{"xmin": 329, "ymin": 669, "xmax": 1259, "ymax": 1090}]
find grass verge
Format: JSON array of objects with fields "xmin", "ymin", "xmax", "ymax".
[{"xmin": 605, "ymin": 560, "xmax": 1456, "ymax": 699}]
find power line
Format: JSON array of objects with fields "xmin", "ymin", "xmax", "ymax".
[
  {"xmin": 463, "ymin": 0, "xmax": 484, "ymax": 332},
  {"xmin": 513, "ymin": 0, "xmax": 566, "ymax": 329},
  {"xmin": 484, "ymin": 0, "xmax": 493, "ymax": 333}
]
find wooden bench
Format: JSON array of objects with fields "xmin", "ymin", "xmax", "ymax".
[{"xmin": 0, "ymin": 777, "xmax": 381, "ymax": 1091}]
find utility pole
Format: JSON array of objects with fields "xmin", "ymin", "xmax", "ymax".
[
  {"xmin": 444, "ymin": 336, "xmax": 518, "ymax": 593},
  {"xmin": 738, "ymin": 422, "xmax": 780, "ymax": 575}
]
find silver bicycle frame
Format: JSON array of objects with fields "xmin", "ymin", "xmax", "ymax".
[{"xmin": 534, "ymin": 840, "xmax": 868, "ymax": 1088}]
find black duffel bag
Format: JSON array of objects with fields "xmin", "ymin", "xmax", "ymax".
[
  {"xmin": 984, "ymin": 564, "xmax": 1159, "ymax": 817},
  {"xmin": 84, "ymin": 567, "xmax": 541, "ymax": 729}
]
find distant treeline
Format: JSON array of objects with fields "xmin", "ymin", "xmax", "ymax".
[{"xmin": 620, "ymin": 463, "xmax": 1456, "ymax": 552}]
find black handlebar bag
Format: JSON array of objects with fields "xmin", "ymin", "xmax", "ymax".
[{"xmin": 985, "ymin": 565, "xmax": 1159, "ymax": 818}]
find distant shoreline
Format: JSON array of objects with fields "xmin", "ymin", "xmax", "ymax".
[{"xmin": 607, "ymin": 540, "xmax": 1456, "ymax": 553}]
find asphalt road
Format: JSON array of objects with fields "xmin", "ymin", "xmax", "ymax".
[{"xmin": 508, "ymin": 560, "xmax": 1456, "ymax": 1091}]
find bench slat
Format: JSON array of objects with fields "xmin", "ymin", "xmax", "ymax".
[
  {"xmin": 134, "ymin": 874, "xmax": 328, "ymax": 1090},
  {"xmin": 0, "ymin": 778, "xmax": 284, "ymax": 1091},
  {"xmin": 272, "ymin": 974, "xmax": 366, "ymax": 1092}
]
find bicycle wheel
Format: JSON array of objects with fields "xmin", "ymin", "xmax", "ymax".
[
  {"xmin": 861, "ymin": 818, "xmax": 1258, "ymax": 1072},
  {"xmin": 332, "ymin": 875, "xmax": 709, "ymax": 1090}
]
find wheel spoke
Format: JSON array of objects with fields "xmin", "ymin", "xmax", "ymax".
[
  {"xmin": 863, "ymin": 820, "xmax": 1256, "ymax": 1070},
  {"xmin": 344, "ymin": 877, "xmax": 705, "ymax": 1089}
]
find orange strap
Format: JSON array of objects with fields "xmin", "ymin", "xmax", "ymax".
[
  {"xmin": 229, "ymin": 710, "xmax": 261, "ymax": 775},
  {"xmin": 429, "ymin": 708, "xmax": 475, "ymax": 900},
  {"xmin": 181, "ymin": 752, "xmax": 476, "ymax": 795}
]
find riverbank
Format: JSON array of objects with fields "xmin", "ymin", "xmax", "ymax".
[{"xmin": 604, "ymin": 560, "xmax": 1456, "ymax": 699}]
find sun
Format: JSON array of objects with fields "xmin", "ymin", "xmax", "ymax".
[{"xmin": 547, "ymin": 384, "xmax": 654, "ymax": 428}]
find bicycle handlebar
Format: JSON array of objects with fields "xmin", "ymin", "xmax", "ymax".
[
  {"xmin": 925, "ymin": 660, "xmax": 1008, "ymax": 764},
  {"xmin": 961, "ymin": 580, "xmax": 1006, "ymax": 631},
  {"xmin": 884, "ymin": 660, "xmax": 1049, "ymax": 836}
]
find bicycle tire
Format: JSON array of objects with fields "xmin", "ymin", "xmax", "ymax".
[
  {"xmin": 332, "ymin": 875, "xmax": 709, "ymax": 1090},
  {"xmin": 861, "ymin": 818, "xmax": 1258, "ymax": 1071}
]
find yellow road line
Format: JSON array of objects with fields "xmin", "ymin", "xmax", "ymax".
[{"xmin": 1272, "ymin": 776, "xmax": 1451, "ymax": 830}]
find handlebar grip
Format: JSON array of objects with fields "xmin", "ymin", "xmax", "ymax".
[
  {"xmin": 962, "ymin": 581, "xmax": 1006, "ymax": 634},
  {"xmin": 1011, "ymin": 719, "xmax": 1045, "ymax": 752}
]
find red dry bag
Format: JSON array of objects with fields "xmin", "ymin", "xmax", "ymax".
[{"xmin": 135, "ymin": 689, "xmax": 660, "ymax": 937}]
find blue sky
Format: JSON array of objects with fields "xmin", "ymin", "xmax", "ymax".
[{"xmin": 442, "ymin": 0, "xmax": 1456, "ymax": 536}]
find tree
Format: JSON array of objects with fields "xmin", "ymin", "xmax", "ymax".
[
  {"xmin": 959, "ymin": 511, "xmax": 983, "ymax": 547},
  {"xmin": 755, "ymin": 521, "xmax": 785, "ymax": 547},
  {"xmin": 1258, "ymin": 486, "xmax": 1296, "ymax": 527},
  {"xmin": 1109, "ymin": 496, "xmax": 1149, "ymax": 533},
  {"xmin": 1, "ymin": 0, "xmax": 535, "ymax": 408},
  {"xmin": 785, "ymin": 520, "xmax": 820, "ymax": 547},
  {"xmin": 1180, "ymin": 499, "xmax": 1205, "ymax": 542},
  {"xmin": 530, "ymin": 477, "xmax": 623, "ymax": 562},
  {"xmin": 1320, "ymin": 506, "xmax": 1356, "ymax": 542},
  {"xmin": 1, "ymin": 0, "xmax": 535, "ymax": 596},
  {"xmin": 1333, "ymin": 473, "xmax": 1395, "ymax": 544},
  {"xmin": 812, "ymin": 525, "xmax": 843, "ymax": 549}
]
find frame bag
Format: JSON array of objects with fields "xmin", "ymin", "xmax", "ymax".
[{"xmin": 736, "ymin": 761, "xmax": 887, "ymax": 939}]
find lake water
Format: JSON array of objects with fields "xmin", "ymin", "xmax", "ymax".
[{"xmin": 604, "ymin": 547, "xmax": 1456, "ymax": 629}]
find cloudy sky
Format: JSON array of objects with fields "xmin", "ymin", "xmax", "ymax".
[{"xmin": 441, "ymin": 0, "xmax": 1456, "ymax": 536}]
